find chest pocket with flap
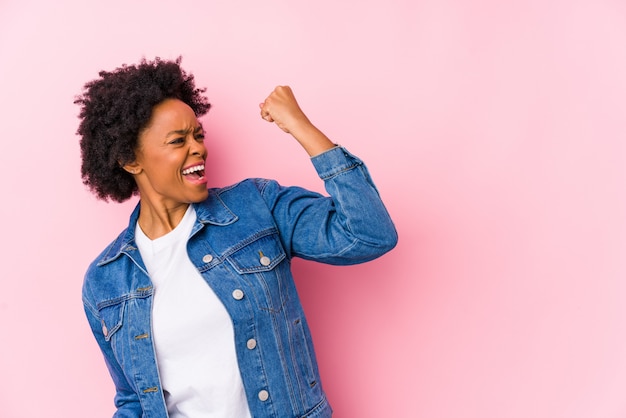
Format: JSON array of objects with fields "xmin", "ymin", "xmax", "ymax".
[
  {"xmin": 97, "ymin": 297, "xmax": 126, "ymax": 342},
  {"xmin": 226, "ymin": 231, "xmax": 289, "ymax": 313}
]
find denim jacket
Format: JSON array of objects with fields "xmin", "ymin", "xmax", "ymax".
[{"xmin": 82, "ymin": 146, "xmax": 398, "ymax": 418}]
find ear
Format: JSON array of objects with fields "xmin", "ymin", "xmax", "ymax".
[{"xmin": 121, "ymin": 160, "xmax": 142, "ymax": 175}]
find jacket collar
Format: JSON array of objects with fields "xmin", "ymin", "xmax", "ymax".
[
  {"xmin": 97, "ymin": 189, "xmax": 238, "ymax": 266},
  {"xmin": 193, "ymin": 189, "xmax": 239, "ymax": 226}
]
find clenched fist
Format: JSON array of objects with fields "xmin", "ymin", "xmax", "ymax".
[
  {"xmin": 259, "ymin": 86, "xmax": 312, "ymax": 134},
  {"xmin": 259, "ymin": 86, "xmax": 335, "ymax": 157}
]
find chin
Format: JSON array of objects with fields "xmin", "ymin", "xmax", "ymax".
[{"xmin": 190, "ymin": 191, "xmax": 209, "ymax": 203}]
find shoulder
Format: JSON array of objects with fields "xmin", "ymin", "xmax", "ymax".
[
  {"xmin": 212, "ymin": 178, "xmax": 276, "ymax": 196},
  {"xmin": 88, "ymin": 227, "xmax": 130, "ymax": 269},
  {"xmin": 200, "ymin": 178, "xmax": 281, "ymax": 209},
  {"xmin": 82, "ymin": 227, "xmax": 132, "ymax": 302}
]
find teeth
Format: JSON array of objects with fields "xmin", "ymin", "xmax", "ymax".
[{"xmin": 182, "ymin": 165, "xmax": 204, "ymax": 175}]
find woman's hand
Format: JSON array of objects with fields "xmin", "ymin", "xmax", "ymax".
[
  {"xmin": 259, "ymin": 86, "xmax": 336, "ymax": 157},
  {"xmin": 259, "ymin": 86, "xmax": 309, "ymax": 134}
]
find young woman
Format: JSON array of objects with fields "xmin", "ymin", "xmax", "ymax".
[{"xmin": 77, "ymin": 57, "xmax": 397, "ymax": 418}]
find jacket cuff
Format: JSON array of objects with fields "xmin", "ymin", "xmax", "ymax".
[{"xmin": 310, "ymin": 146, "xmax": 364, "ymax": 180}]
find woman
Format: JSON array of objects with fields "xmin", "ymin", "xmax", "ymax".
[{"xmin": 77, "ymin": 57, "xmax": 397, "ymax": 418}]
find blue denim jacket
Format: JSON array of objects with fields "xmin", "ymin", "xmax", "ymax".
[{"xmin": 82, "ymin": 146, "xmax": 398, "ymax": 417}]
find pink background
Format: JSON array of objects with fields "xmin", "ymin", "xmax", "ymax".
[{"xmin": 1, "ymin": 0, "xmax": 625, "ymax": 417}]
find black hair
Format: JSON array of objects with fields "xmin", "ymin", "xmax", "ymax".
[{"xmin": 75, "ymin": 56, "xmax": 210, "ymax": 202}]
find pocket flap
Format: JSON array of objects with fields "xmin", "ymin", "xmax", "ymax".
[
  {"xmin": 97, "ymin": 299, "xmax": 125, "ymax": 342},
  {"xmin": 227, "ymin": 233, "xmax": 286, "ymax": 274}
]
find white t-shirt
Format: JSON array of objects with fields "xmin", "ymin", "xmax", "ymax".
[{"xmin": 135, "ymin": 205, "xmax": 251, "ymax": 418}]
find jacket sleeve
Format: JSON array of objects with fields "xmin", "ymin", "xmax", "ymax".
[
  {"xmin": 258, "ymin": 146, "xmax": 398, "ymax": 265},
  {"xmin": 83, "ymin": 296, "xmax": 143, "ymax": 417}
]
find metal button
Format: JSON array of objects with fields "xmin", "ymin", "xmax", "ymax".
[
  {"xmin": 258, "ymin": 390, "xmax": 269, "ymax": 401},
  {"xmin": 202, "ymin": 254, "xmax": 213, "ymax": 263},
  {"xmin": 232, "ymin": 289, "xmax": 244, "ymax": 300},
  {"xmin": 102, "ymin": 323, "xmax": 108, "ymax": 337},
  {"xmin": 246, "ymin": 338, "xmax": 257, "ymax": 350},
  {"xmin": 260, "ymin": 256, "xmax": 271, "ymax": 266}
]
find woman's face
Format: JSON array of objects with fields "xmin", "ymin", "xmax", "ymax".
[{"xmin": 128, "ymin": 98, "xmax": 208, "ymax": 206}]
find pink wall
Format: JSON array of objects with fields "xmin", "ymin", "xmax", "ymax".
[{"xmin": 1, "ymin": 0, "xmax": 625, "ymax": 417}]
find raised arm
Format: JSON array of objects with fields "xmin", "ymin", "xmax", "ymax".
[{"xmin": 257, "ymin": 86, "xmax": 398, "ymax": 264}]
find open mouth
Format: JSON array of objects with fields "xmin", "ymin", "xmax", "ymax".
[{"xmin": 182, "ymin": 164, "xmax": 205, "ymax": 180}]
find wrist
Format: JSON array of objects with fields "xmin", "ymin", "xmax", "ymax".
[{"xmin": 292, "ymin": 124, "xmax": 335, "ymax": 157}]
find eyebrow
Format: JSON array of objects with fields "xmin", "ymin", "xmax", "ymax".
[{"xmin": 166, "ymin": 123, "xmax": 204, "ymax": 137}]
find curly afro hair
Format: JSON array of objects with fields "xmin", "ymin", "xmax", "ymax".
[{"xmin": 75, "ymin": 56, "xmax": 211, "ymax": 202}]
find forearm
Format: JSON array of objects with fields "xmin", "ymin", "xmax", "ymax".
[{"xmin": 289, "ymin": 122, "xmax": 336, "ymax": 157}]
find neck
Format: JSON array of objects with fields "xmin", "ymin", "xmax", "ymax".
[{"xmin": 137, "ymin": 199, "xmax": 190, "ymax": 240}]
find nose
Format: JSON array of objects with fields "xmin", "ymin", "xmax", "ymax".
[{"xmin": 190, "ymin": 136, "xmax": 207, "ymax": 159}]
